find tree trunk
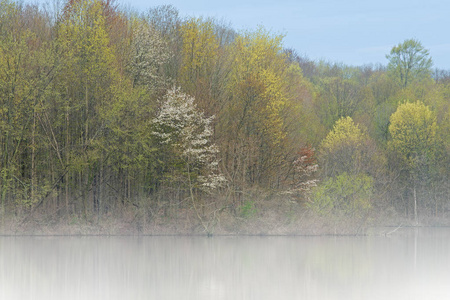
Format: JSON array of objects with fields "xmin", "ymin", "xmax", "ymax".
[
  {"xmin": 31, "ymin": 105, "xmax": 36, "ymax": 204},
  {"xmin": 414, "ymin": 182, "xmax": 418, "ymax": 225},
  {"xmin": 65, "ymin": 106, "xmax": 69, "ymax": 215}
]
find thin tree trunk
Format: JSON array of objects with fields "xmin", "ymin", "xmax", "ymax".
[
  {"xmin": 414, "ymin": 182, "xmax": 418, "ymax": 225},
  {"xmin": 65, "ymin": 105, "xmax": 69, "ymax": 214},
  {"xmin": 187, "ymin": 159, "xmax": 209, "ymax": 235},
  {"xmin": 99, "ymin": 155, "xmax": 103, "ymax": 217},
  {"xmin": 85, "ymin": 84, "xmax": 89, "ymax": 146},
  {"xmin": 31, "ymin": 105, "xmax": 36, "ymax": 204},
  {"xmin": 85, "ymin": 84, "xmax": 89, "ymax": 219}
]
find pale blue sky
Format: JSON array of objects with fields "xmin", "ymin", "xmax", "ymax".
[
  {"xmin": 34, "ymin": 0, "xmax": 450, "ymax": 69},
  {"xmin": 123, "ymin": 0, "xmax": 450, "ymax": 69}
]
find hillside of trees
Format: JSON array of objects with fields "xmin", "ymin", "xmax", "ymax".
[{"xmin": 0, "ymin": 0, "xmax": 449, "ymax": 234}]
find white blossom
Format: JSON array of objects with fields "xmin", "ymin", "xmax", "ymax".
[
  {"xmin": 128, "ymin": 22, "xmax": 172, "ymax": 91},
  {"xmin": 152, "ymin": 87, "xmax": 226, "ymax": 192},
  {"xmin": 281, "ymin": 148, "xmax": 319, "ymax": 198}
]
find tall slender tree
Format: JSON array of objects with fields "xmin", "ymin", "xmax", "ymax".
[{"xmin": 386, "ymin": 39, "xmax": 433, "ymax": 88}]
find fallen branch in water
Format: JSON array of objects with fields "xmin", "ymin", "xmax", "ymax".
[{"xmin": 385, "ymin": 224, "xmax": 403, "ymax": 236}]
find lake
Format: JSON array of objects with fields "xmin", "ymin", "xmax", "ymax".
[{"xmin": 1, "ymin": 228, "xmax": 450, "ymax": 299}]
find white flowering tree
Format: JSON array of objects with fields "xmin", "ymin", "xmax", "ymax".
[
  {"xmin": 152, "ymin": 87, "xmax": 226, "ymax": 197},
  {"xmin": 282, "ymin": 146, "xmax": 318, "ymax": 201},
  {"xmin": 128, "ymin": 21, "xmax": 172, "ymax": 92}
]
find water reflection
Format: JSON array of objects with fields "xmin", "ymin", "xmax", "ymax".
[{"xmin": 1, "ymin": 229, "xmax": 450, "ymax": 300}]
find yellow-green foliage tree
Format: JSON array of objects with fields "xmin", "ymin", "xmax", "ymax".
[
  {"xmin": 179, "ymin": 17, "xmax": 219, "ymax": 112},
  {"xmin": 220, "ymin": 28, "xmax": 307, "ymax": 191},
  {"xmin": 311, "ymin": 117, "xmax": 379, "ymax": 217},
  {"xmin": 388, "ymin": 101, "xmax": 438, "ymax": 221},
  {"xmin": 309, "ymin": 172, "xmax": 373, "ymax": 217},
  {"xmin": 320, "ymin": 116, "xmax": 379, "ymax": 177},
  {"xmin": 0, "ymin": 0, "xmax": 55, "ymax": 211},
  {"xmin": 180, "ymin": 17, "xmax": 218, "ymax": 82},
  {"xmin": 57, "ymin": 0, "xmax": 118, "ymax": 149},
  {"xmin": 389, "ymin": 101, "xmax": 437, "ymax": 171},
  {"xmin": 0, "ymin": 0, "xmax": 31, "ymax": 210},
  {"xmin": 55, "ymin": 0, "xmax": 129, "ymax": 216}
]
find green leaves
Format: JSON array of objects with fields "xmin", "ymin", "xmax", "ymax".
[
  {"xmin": 309, "ymin": 172, "xmax": 373, "ymax": 216},
  {"xmin": 312, "ymin": 117, "xmax": 378, "ymax": 217}
]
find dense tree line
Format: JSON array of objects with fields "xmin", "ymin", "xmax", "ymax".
[{"xmin": 0, "ymin": 0, "xmax": 448, "ymax": 226}]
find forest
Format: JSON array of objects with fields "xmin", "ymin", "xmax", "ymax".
[{"xmin": 0, "ymin": 0, "xmax": 449, "ymax": 234}]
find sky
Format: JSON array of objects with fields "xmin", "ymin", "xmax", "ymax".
[{"xmin": 35, "ymin": 0, "xmax": 450, "ymax": 69}]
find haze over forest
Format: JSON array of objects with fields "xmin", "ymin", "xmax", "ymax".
[{"xmin": 0, "ymin": 0, "xmax": 449, "ymax": 234}]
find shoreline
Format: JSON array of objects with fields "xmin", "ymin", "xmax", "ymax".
[
  {"xmin": 3, "ymin": 196, "xmax": 449, "ymax": 237},
  {"xmin": 2, "ymin": 214, "xmax": 450, "ymax": 237}
]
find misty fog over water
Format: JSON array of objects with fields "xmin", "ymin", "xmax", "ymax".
[{"xmin": 2, "ymin": 229, "xmax": 450, "ymax": 299}]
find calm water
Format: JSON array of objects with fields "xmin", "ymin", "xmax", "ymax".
[{"xmin": 1, "ymin": 229, "xmax": 450, "ymax": 300}]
